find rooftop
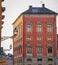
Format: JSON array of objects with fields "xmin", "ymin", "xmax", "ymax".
[{"xmin": 22, "ymin": 4, "xmax": 57, "ymax": 14}]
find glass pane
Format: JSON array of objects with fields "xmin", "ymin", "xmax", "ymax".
[
  {"xmin": 47, "ymin": 22, "xmax": 52, "ymax": 33},
  {"xmin": 27, "ymin": 44, "xmax": 32, "ymax": 54},
  {"xmin": 48, "ymin": 47, "xmax": 52, "ymax": 53},
  {"xmin": 36, "ymin": 22, "xmax": 42, "ymax": 33},
  {"xmin": 26, "ymin": 36, "xmax": 32, "ymax": 41},
  {"xmin": 37, "ymin": 36, "xmax": 42, "ymax": 41},
  {"xmin": 37, "ymin": 46, "xmax": 42, "ymax": 54},
  {"xmin": 47, "ymin": 36, "xmax": 52, "ymax": 41},
  {"xmin": 26, "ymin": 22, "xmax": 32, "ymax": 33}
]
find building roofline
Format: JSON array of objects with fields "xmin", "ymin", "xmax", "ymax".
[{"xmin": 12, "ymin": 14, "xmax": 23, "ymax": 25}]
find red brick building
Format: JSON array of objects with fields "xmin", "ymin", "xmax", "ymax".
[{"xmin": 13, "ymin": 4, "xmax": 57, "ymax": 65}]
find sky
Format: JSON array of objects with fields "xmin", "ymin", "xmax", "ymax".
[{"xmin": 1, "ymin": 0, "xmax": 58, "ymax": 54}]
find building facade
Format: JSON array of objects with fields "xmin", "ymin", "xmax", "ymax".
[
  {"xmin": 56, "ymin": 34, "xmax": 58, "ymax": 65},
  {"xmin": 13, "ymin": 4, "xmax": 57, "ymax": 65},
  {"xmin": 0, "ymin": 0, "xmax": 5, "ymax": 65},
  {"xmin": 0, "ymin": 0, "xmax": 5, "ymax": 46}
]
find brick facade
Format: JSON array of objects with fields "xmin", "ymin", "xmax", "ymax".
[{"xmin": 13, "ymin": 5, "xmax": 57, "ymax": 65}]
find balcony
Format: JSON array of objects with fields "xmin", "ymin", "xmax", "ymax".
[
  {"xmin": 2, "ymin": 7, "xmax": 5, "ymax": 12},
  {"xmin": 2, "ymin": 0, "xmax": 4, "ymax": 2},
  {"xmin": 2, "ymin": 15, "xmax": 5, "ymax": 19}
]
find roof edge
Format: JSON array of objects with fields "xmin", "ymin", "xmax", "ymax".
[{"xmin": 12, "ymin": 14, "xmax": 23, "ymax": 25}]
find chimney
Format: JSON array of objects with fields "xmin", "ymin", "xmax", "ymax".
[
  {"xmin": 42, "ymin": 4, "xmax": 45, "ymax": 8},
  {"xmin": 29, "ymin": 5, "xmax": 32, "ymax": 9}
]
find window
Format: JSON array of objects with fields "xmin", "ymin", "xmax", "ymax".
[
  {"xmin": 48, "ymin": 64, "xmax": 52, "ymax": 65},
  {"xmin": 37, "ymin": 58, "xmax": 42, "ymax": 61},
  {"xmin": 26, "ymin": 22, "xmax": 32, "ymax": 33},
  {"xmin": 14, "ymin": 28, "xmax": 18, "ymax": 35},
  {"xmin": 20, "ymin": 46, "xmax": 22, "ymax": 54},
  {"xmin": 36, "ymin": 22, "xmax": 42, "ymax": 33},
  {"xmin": 47, "ymin": 22, "xmax": 53, "ymax": 33},
  {"xmin": 19, "ymin": 46, "xmax": 22, "ymax": 54},
  {"xmin": 48, "ymin": 58, "xmax": 53, "ymax": 61},
  {"xmin": 26, "ymin": 36, "xmax": 32, "ymax": 41},
  {"xmin": 26, "ymin": 44, "xmax": 32, "ymax": 54},
  {"xmin": 19, "ymin": 58, "xmax": 22, "ymax": 63},
  {"xmin": 37, "ymin": 36, "xmax": 42, "ymax": 41},
  {"xmin": 37, "ymin": 46, "xmax": 42, "ymax": 54},
  {"xmin": 48, "ymin": 46, "xmax": 52, "ymax": 54},
  {"xmin": 27, "ymin": 58, "xmax": 32, "ymax": 62},
  {"xmin": 28, "ymin": 64, "xmax": 31, "ymax": 65},
  {"xmin": 47, "ymin": 36, "xmax": 52, "ymax": 41},
  {"xmin": 19, "ymin": 25, "xmax": 22, "ymax": 34},
  {"xmin": 38, "ymin": 64, "xmax": 42, "ymax": 65}
]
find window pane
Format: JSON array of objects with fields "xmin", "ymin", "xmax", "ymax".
[
  {"xmin": 48, "ymin": 46, "xmax": 52, "ymax": 53},
  {"xmin": 14, "ymin": 28, "xmax": 18, "ymax": 35},
  {"xmin": 19, "ymin": 25, "xmax": 22, "ymax": 34},
  {"xmin": 26, "ymin": 22, "xmax": 32, "ymax": 33},
  {"xmin": 26, "ymin": 44, "xmax": 32, "ymax": 54},
  {"xmin": 37, "ymin": 46, "xmax": 42, "ymax": 54},
  {"xmin": 38, "ymin": 64, "xmax": 42, "ymax": 65},
  {"xmin": 27, "ymin": 58, "xmax": 32, "ymax": 62},
  {"xmin": 47, "ymin": 36, "xmax": 52, "ymax": 41},
  {"xmin": 48, "ymin": 58, "xmax": 53, "ymax": 61},
  {"xmin": 37, "ymin": 58, "xmax": 42, "ymax": 61},
  {"xmin": 47, "ymin": 28, "xmax": 52, "ymax": 32},
  {"xmin": 47, "ymin": 22, "xmax": 52, "ymax": 33},
  {"xmin": 37, "ymin": 36, "xmax": 42, "ymax": 41},
  {"xmin": 36, "ymin": 22, "xmax": 42, "ymax": 33},
  {"xmin": 26, "ymin": 36, "xmax": 32, "ymax": 41}
]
